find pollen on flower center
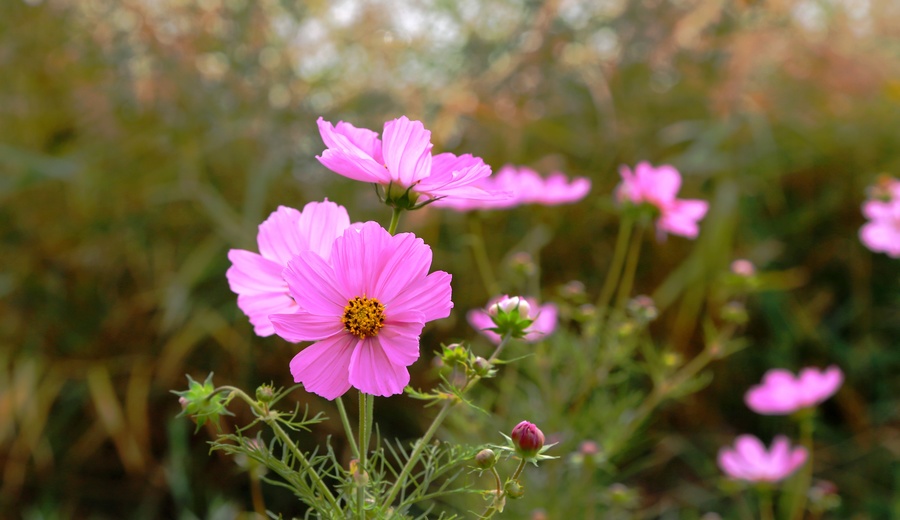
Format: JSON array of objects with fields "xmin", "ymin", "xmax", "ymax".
[{"xmin": 341, "ymin": 296, "xmax": 386, "ymax": 339}]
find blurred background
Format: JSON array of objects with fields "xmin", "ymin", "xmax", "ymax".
[{"xmin": 2, "ymin": 0, "xmax": 899, "ymax": 517}]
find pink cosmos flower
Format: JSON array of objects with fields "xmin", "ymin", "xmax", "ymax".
[
  {"xmin": 718, "ymin": 435, "xmax": 808, "ymax": 483},
  {"xmin": 745, "ymin": 366, "xmax": 843, "ymax": 415},
  {"xmin": 269, "ymin": 221, "xmax": 453, "ymax": 399},
  {"xmin": 615, "ymin": 161, "xmax": 709, "ymax": 239},
  {"xmin": 859, "ymin": 179, "xmax": 900, "ymax": 258},
  {"xmin": 226, "ymin": 200, "xmax": 352, "ymax": 338},
  {"xmin": 468, "ymin": 296, "xmax": 558, "ymax": 344},
  {"xmin": 432, "ymin": 165, "xmax": 591, "ymax": 211},
  {"xmin": 316, "ymin": 116, "xmax": 498, "ymax": 207}
]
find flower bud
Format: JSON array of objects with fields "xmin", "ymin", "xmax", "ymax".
[
  {"xmin": 511, "ymin": 421, "xmax": 545, "ymax": 459},
  {"xmin": 474, "ymin": 448, "xmax": 497, "ymax": 469},
  {"xmin": 626, "ymin": 295, "xmax": 658, "ymax": 324},
  {"xmin": 473, "ymin": 356, "xmax": 492, "ymax": 377},
  {"xmin": 504, "ymin": 479, "xmax": 525, "ymax": 499},
  {"xmin": 172, "ymin": 373, "xmax": 229, "ymax": 431},
  {"xmin": 256, "ymin": 383, "xmax": 275, "ymax": 404},
  {"xmin": 489, "ymin": 296, "xmax": 530, "ymax": 317}
]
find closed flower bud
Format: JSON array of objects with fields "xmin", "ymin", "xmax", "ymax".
[
  {"xmin": 511, "ymin": 421, "xmax": 545, "ymax": 459},
  {"xmin": 504, "ymin": 479, "xmax": 525, "ymax": 499},
  {"xmin": 256, "ymin": 383, "xmax": 275, "ymax": 403},
  {"xmin": 473, "ymin": 356, "xmax": 492, "ymax": 377},
  {"xmin": 474, "ymin": 448, "xmax": 497, "ymax": 469}
]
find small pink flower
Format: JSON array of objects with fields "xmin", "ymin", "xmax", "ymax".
[
  {"xmin": 468, "ymin": 296, "xmax": 557, "ymax": 344},
  {"xmin": 616, "ymin": 161, "xmax": 708, "ymax": 239},
  {"xmin": 718, "ymin": 434, "xmax": 807, "ymax": 483},
  {"xmin": 745, "ymin": 366, "xmax": 843, "ymax": 415},
  {"xmin": 859, "ymin": 197, "xmax": 900, "ymax": 258},
  {"xmin": 432, "ymin": 165, "xmax": 591, "ymax": 211},
  {"xmin": 226, "ymin": 200, "xmax": 352, "ymax": 338},
  {"xmin": 269, "ymin": 222, "xmax": 452, "ymax": 399},
  {"xmin": 316, "ymin": 116, "xmax": 499, "ymax": 206}
]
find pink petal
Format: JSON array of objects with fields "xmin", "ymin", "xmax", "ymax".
[
  {"xmin": 256, "ymin": 206, "xmax": 305, "ymax": 265},
  {"xmin": 348, "ymin": 338, "xmax": 411, "ymax": 397},
  {"xmin": 226, "ymin": 249, "xmax": 285, "ymax": 294},
  {"xmin": 860, "ymin": 221, "xmax": 900, "ymax": 257},
  {"xmin": 386, "ymin": 270, "xmax": 453, "ymax": 322},
  {"xmin": 283, "ymin": 252, "xmax": 347, "ymax": 316},
  {"xmin": 381, "ymin": 116, "xmax": 433, "ymax": 187},
  {"xmin": 237, "ymin": 292, "xmax": 297, "ymax": 337},
  {"xmin": 270, "ymin": 311, "xmax": 344, "ymax": 342},
  {"xmin": 468, "ymin": 309, "xmax": 502, "ymax": 345},
  {"xmin": 523, "ymin": 303, "xmax": 558, "ymax": 342},
  {"xmin": 374, "ymin": 310, "xmax": 426, "ymax": 366},
  {"xmin": 373, "ymin": 233, "xmax": 432, "ymax": 304},
  {"xmin": 289, "ymin": 333, "xmax": 357, "ymax": 400},
  {"xmin": 637, "ymin": 162, "xmax": 681, "ymax": 203},
  {"xmin": 296, "ymin": 200, "xmax": 351, "ymax": 260},
  {"xmin": 330, "ymin": 222, "xmax": 391, "ymax": 297},
  {"xmin": 317, "ymin": 118, "xmax": 392, "ymax": 183}
]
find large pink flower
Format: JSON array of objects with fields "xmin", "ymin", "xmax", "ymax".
[
  {"xmin": 859, "ymin": 179, "xmax": 900, "ymax": 258},
  {"xmin": 316, "ymin": 116, "xmax": 498, "ymax": 206},
  {"xmin": 718, "ymin": 435, "xmax": 807, "ymax": 483},
  {"xmin": 226, "ymin": 200, "xmax": 351, "ymax": 338},
  {"xmin": 432, "ymin": 165, "xmax": 591, "ymax": 211},
  {"xmin": 269, "ymin": 222, "xmax": 453, "ymax": 399},
  {"xmin": 615, "ymin": 161, "xmax": 708, "ymax": 239},
  {"xmin": 468, "ymin": 296, "xmax": 558, "ymax": 344},
  {"xmin": 745, "ymin": 366, "xmax": 843, "ymax": 415}
]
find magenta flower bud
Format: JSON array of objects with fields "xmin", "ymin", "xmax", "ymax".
[{"xmin": 511, "ymin": 421, "xmax": 545, "ymax": 458}]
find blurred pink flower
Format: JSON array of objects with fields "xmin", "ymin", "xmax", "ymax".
[
  {"xmin": 859, "ymin": 183, "xmax": 900, "ymax": 258},
  {"xmin": 316, "ymin": 116, "xmax": 499, "ymax": 206},
  {"xmin": 730, "ymin": 259, "xmax": 756, "ymax": 277},
  {"xmin": 269, "ymin": 222, "xmax": 452, "ymax": 399},
  {"xmin": 468, "ymin": 296, "xmax": 558, "ymax": 344},
  {"xmin": 745, "ymin": 366, "xmax": 843, "ymax": 415},
  {"xmin": 432, "ymin": 165, "xmax": 591, "ymax": 210},
  {"xmin": 718, "ymin": 435, "xmax": 807, "ymax": 483},
  {"xmin": 226, "ymin": 201, "xmax": 352, "ymax": 338},
  {"xmin": 615, "ymin": 161, "xmax": 708, "ymax": 239}
]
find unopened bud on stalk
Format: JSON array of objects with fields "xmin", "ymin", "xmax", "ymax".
[
  {"xmin": 489, "ymin": 296, "xmax": 531, "ymax": 317},
  {"xmin": 474, "ymin": 448, "xmax": 497, "ymax": 469},
  {"xmin": 473, "ymin": 356, "xmax": 492, "ymax": 377},
  {"xmin": 256, "ymin": 383, "xmax": 275, "ymax": 404},
  {"xmin": 504, "ymin": 479, "xmax": 525, "ymax": 499},
  {"xmin": 511, "ymin": 421, "xmax": 545, "ymax": 459}
]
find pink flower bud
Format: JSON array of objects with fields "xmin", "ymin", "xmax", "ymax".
[{"xmin": 511, "ymin": 420, "xmax": 545, "ymax": 458}]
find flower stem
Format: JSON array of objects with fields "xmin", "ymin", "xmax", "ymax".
[
  {"xmin": 613, "ymin": 221, "xmax": 644, "ymax": 312},
  {"xmin": 787, "ymin": 412, "xmax": 815, "ymax": 520},
  {"xmin": 382, "ymin": 333, "xmax": 513, "ymax": 508},
  {"xmin": 480, "ymin": 458, "xmax": 529, "ymax": 518},
  {"xmin": 467, "ymin": 213, "xmax": 501, "ymax": 297},
  {"xmin": 358, "ymin": 391, "xmax": 371, "ymax": 519},
  {"xmin": 336, "ymin": 396, "xmax": 359, "ymax": 459},
  {"xmin": 388, "ymin": 206, "xmax": 403, "ymax": 235},
  {"xmin": 216, "ymin": 386, "xmax": 340, "ymax": 514},
  {"xmin": 595, "ymin": 215, "xmax": 634, "ymax": 323},
  {"xmin": 758, "ymin": 485, "xmax": 774, "ymax": 520}
]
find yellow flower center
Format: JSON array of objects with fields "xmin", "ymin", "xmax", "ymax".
[{"xmin": 341, "ymin": 296, "xmax": 386, "ymax": 339}]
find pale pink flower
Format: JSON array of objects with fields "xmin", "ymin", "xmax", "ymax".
[
  {"xmin": 859, "ymin": 196, "xmax": 900, "ymax": 258},
  {"xmin": 718, "ymin": 435, "xmax": 807, "ymax": 483},
  {"xmin": 616, "ymin": 161, "xmax": 708, "ymax": 239},
  {"xmin": 316, "ymin": 116, "xmax": 498, "ymax": 206},
  {"xmin": 226, "ymin": 201, "xmax": 352, "ymax": 338},
  {"xmin": 269, "ymin": 221, "xmax": 452, "ymax": 399},
  {"xmin": 745, "ymin": 366, "xmax": 843, "ymax": 415},
  {"xmin": 468, "ymin": 296, "xmax": 558, "ymax": 344},
  {"xmin": 432, "ymin": 165, "xmax": 591, "ymax": 211}
]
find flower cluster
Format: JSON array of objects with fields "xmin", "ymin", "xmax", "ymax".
[{"xmin": 859, "ymin": 175, "xmax": 900, "ymax": 258}]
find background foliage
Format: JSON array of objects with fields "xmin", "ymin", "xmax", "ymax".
[{"xmin": 2, "ymin": 0, "xmax": 899, "ymax": 517}]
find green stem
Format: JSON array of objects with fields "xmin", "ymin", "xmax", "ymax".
[
  {"xmin": 217, "ymin": 386, "xmax": 340, "ymax": 513},
  {"xmin": 388, "ymin": 206, "xmax": 403, "ymax": 235},
  {"xmin": 358, "ymin": 392, "xmax": 370, "ymax": 519},
  {"xmin": 336, "ymin": 396, "xmax": 359, "ymax": 459},
  {"xmin": 481, "ymin": 458, "xmax": 529, "ymax": 519},
  {"xmin": 613, "ymin": 222, "xmax": 644, "ymax": 312},
  {"xmin": 467, "ymin": 214, "xmax": 501, "ymax": 297},
  {"xmin": 594, "ymin": 215, "xmax": 634, "ymax": 324},
  {"xmin": 382, "ymin": 333, "xmax": 513, "ymax": 508},
  {"xmin": 787, "ymin": 412, "xmax": 815, "ymax": 520},
  {"xmin": 758, "ymin": 485, "xmax": 774, "ymax": 520}
]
